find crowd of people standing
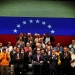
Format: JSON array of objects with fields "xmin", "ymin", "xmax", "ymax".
[{"xmin": 0, "ymin": 32, "xmax": 75, "ymax": 75}]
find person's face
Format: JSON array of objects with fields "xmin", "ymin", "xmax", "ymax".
[
  {"xmin": 26, "ymin": 43, "xmax": 30, "ymax": 47},
  {"xmin": 3, "ymin": 49, "xmax": 6, "ymax": 53},
  {"xmin": 14, "ymin": 46, "xmax": 16, "ymax": 51},
  {"xmin": 30, "ymin": 37, "xmax": 33, "ymax": 41},
  {"xmin": 63, "ymin": 47, "xmax": 67, "ymax": 52},
  {"xmin": 27, "ymin": 34, "xmax": 31, "ymax": 37},
  {"xmin": 37, "ymin": 34, "xmax": 40, "ymax": 37},
  {"xmin": 23, "ymin": 33, "xmax": 26, "ymax": 36},
  {"xmin": 43, "ymin": 33, "xmax": 46, "ymax": 37},
  {"xmin": 29, "ymin": 47, "xmax": 32, "ymax": 52},
  {"xmin": 0, "ymin": 43, "xmax": 2, "ymax": 47},
  {"xmin": 72, "ymin": 40, "xmax": 75, "ymax": 45},
  {"xmin": 47, "ymin": 41, "xmax": 51, "ymax": 45},
  {"xmin": 19, "ymin": 33, "xmax": 23, "ymax": 37},
  {"xmin": 56, "ymin": 47, "xmax": 60, "ymax": 52},
  {"xmin": 41, "ymin": 50, "xmax": 44, "ymax": 54},
  {"xmin": 47, "ymin": 46, "xmax": 50, "ymax": 51},
  {"xmin": 19, "ymin": 37, "xmax": 22, "ymax": 41},
  {"xmin": 37, "ymin": 49, "xmax": 41, "ymax": 54},
  {"xmin": 56, "ymin": 43, "xmax": 60, "ymax": 47},
  {"xmin": 17, "ymin": 40, "xmax": 21, "ymax": 44},
  {"xmin": 36, "ymin": 43, "xmax": 41, "ymax": 48},
  {"xmin": 16, "ymin": 48, "xmax": 20, "ymax": 53},
  {"xmin": 46, "ymin": 34, "xmax": 50, "ymax": 37},
  {"xmin": 52, "ymin": 50, "xmax": 56, "ymax": 54}
]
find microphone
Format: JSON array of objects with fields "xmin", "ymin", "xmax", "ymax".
[
  {"xmin": 40, "ymin": 54, "xmax": 57, "ymax": 71},
  {"xmin": 64, "ymin": 52, "xmax": 67, "ymax": 56}
]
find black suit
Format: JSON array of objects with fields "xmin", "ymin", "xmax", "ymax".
[
  {"xmin": 60, "ymin": 51, "xmax": 71, "ymax": 75},
  {"xmin": 33, "ymin": 54, "xmax": 44, "ymax": 75},
  {"xmin": 10, "ymin": 50, "xmax": 16, "ymax": 65},
  {"xmin": 49, "ymin": 54, "xmax": 58, "ymax": 75},
  {"xmin": 13, "ymin": 52, "xmax": 24, "ymax": 75},
  {"xmin": 43, "ymin": 36, "xmax": 55, "ymax": 45},
  {"xmin": 24, "ymin": 51, "xmax": 33, "ymax": 73},
  {"xmin": 46, "ymin": 51, "xmax": 52, "ymax": 75},
  {"xmin": 22, "ymin": 36, "xmax": 28, "ymax": 46}
]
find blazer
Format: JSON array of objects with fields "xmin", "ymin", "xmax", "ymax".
[
  {"xmin": 33, "ymin": 54, "xmax": 44, "ymax": 63},
  {"xmin": 13, "ymin": 52, "xmax": 24, "ymax": 68},
  {"xmin": 60, "ymin": 51, "xmax": 71, "ymax": 69},
  {"xmin": 43, "ymin": 36, "xmax": 55, "ymax": 44}
]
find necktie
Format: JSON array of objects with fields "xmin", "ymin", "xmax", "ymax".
[
  {"xmin": 37, "ymin": 55, "xmax": 40, "ymax": 61},
  {"xmin": 29, "ymin": 52, "xmax": 32, "ymax": 62},
  {"xmin": 48, "ymin": 51, "xmax": 50, "ymax": 55},
  {"xmin": 17, "ymin": 53, "xmax": 19, "ymax": 58}
]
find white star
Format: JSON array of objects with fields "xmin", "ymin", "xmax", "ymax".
[
  {"xmin": 29, "ymin": 19, "xmax": 33, "ymax": 23},
  {"xmin": 13, "ymin": 29, "xmax": 17, "ymax": 33},
  {"xmin": 47, "ymin": 25, "xmax": 52, "ymax": 28},
  {"xmin": 36, "ymin": 19, "xmax": 40, "ymax": 23},
  {"xmin": 51, "ymin": 30, "xmax": 55, "ymax": 34},
  {"xmin": 17, "ymin": 24, "xmax": 21, "ymax": 28},
  {"xmin": 22, "ymin": 21, "xmax": 26, "ymax": 25},
  {"xmin": 42, "ymin": 21, "xmax": 46, "ymax": 25}
]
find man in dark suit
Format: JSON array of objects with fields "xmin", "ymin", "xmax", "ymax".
[
  {"xmin": 33, "ymin": 48, "xmax": 44, "ymax": 75},
  {"xmin": 46, "ymin": 46, "xmax": 52, "ymax": 75},
  {"xmin": 49, "ymin": 50, "xmax": 58, "ymax": 75},
  {"xmin": 10, "ymin": 46, "xmax": 16, "ymax": 74},
  {"xmin": 16, "ymin": 40, "xmax": 24, "ymax": 49},
  {"xmin": 13, "ymin": 47, "xmax": 24, "ymax": 75},
  {"xmin": 22, "ymin": 33, "xmax": 28, "ymax": 46},
  {"xmin": 43, "ymin": 33, "xmax": 55, "ymax": 46},
  {"xmin": 24, "ymin": 47, "xmax": 33, "ymax": 74},
  {"xmin": 60, "ymin": 46, "xmax": 71, "ymax": 75}
]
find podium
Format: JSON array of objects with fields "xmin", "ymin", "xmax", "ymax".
[{"xmin": 33, "ymin": 62, "xmax": 42, "ymax": 75}]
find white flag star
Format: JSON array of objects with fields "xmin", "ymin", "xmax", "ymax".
[
  {"xmin": 51, "ymin": 30, "xmax": 55, "ymax": 34},
  {"xmin": 17, "ymin": 24, "xmax": 21, "ymax": 28},
  {"xmin": 47, "ymin": 25, "xmax": 52, "ymax": 28},
  {"xmin": 22, "ymin": 21, "xmax": 26, "ymax": 25},
  {"xmin": 29, "ymin": 19, "xmax": 33, "ymax": 23},
  {"xmin": 13, "ymin": 29, "xmax": 17, "ymax": 33},
  {"xmin": 36, "ymin": 19, "xmax": 40, "ymax": 23},
  {"xmin": 42, "ymin": 21, "xmax": 46, "ymax": 25}
]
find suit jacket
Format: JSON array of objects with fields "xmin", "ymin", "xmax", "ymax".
[
  {"xmin": 22, "ymin": 36, "xmax": 28, "ymax": 46},
  {"xmin": 43, "ymin": 36, "xmax": 55, "ymax": 44},
  {"xmin": 50, "ymin": 54, "xmax": 58, "ymax": 69},
  {"xmin": 16, "ymin": 43, "xmax": 24, "ymax": 49},
  {"xmin": 24, "ymin": 51, "xmax": 33, "ymax": 64},
  {"xmin": 10, "ymin": 50, "xmax": 16, "ymax": 64},
  {"xmin": 13, "ymin": 52, "xmax": 24, "ymax": 68},
  {"xmin": 33, "ymin": 54, "xmax": 44, "ymax": 64},
  {"xmin": 60, "ymin": 51, "xmax": 71, "ymax": 69},
  {"xmin": 46, "ymin": 50, "xmax": 52, "ymax": 61}
]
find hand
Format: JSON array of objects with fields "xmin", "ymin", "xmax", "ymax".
[
  {"xmin": 2, "ymin": 55, "xmax": 5, "ymax": 59},
  {"xmin": 6, "ymin": 57, "xmax": 9, "ymax": 60},
  {"xmin": 44, "ymin": 53, "xmax": 46, "ymax": 56},
  {"xmin": 65, "ymin": 54, "xmax": 68, "ymax": 58},
  {"xmin": 47, "ymin": 61, "xmax": 50, "ymax": 64},
  {"xmin": 33, "ymin": 61, "xmax": 36, "ymax": 64},
  {"xmin": 40, "ymin": 61, "xmax": 43, "ymax": 64},
  {"xmin": 16, "ymin": 58, "xmax": 20, "ymax": 60},
  {"xmin": 73, "ymin": 58, "xmax": 75, "ymax": 61},
  {"xmin": 29, "ymin": 53, "xmax": 32, "ymax": 56}
]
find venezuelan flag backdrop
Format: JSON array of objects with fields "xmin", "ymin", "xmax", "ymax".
[{"xmin": 0, "ymin": 1, "xmax": 75, "ymax": 46}]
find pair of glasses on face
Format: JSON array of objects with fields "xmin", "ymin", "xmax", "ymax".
[{"xmin": 37, "ymin": 50, "xmax": 40, "ymax": 51}]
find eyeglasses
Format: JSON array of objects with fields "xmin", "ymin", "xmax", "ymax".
[{"xmin": 37, "ymin": 50, "xmax": 40, "ymax": 51}]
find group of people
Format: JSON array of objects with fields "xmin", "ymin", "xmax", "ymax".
[{"xmin": 0, "ymin": 32, "xmax": 75, "ymax": 75}]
